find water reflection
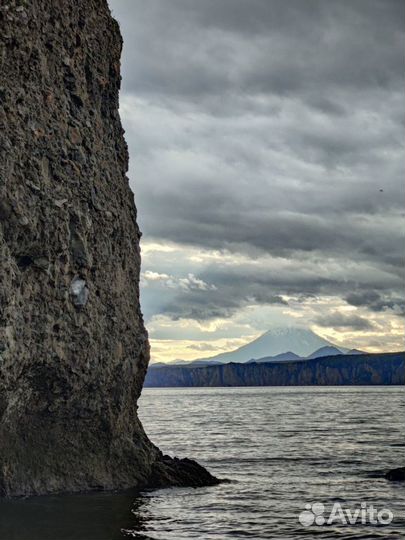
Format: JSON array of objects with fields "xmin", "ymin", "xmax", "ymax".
[{"xmin": 0, "ymin": 489, "xmax": 151, "ymax": 540}]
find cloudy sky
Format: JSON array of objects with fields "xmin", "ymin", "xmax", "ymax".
[{"xmin": 108, "ymin": 0, "xmax": 404, "ymax": 362}]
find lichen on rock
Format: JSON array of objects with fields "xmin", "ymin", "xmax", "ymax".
[{"xmin": 0, "ymin": 0, "xmax": 218, "ymax": 497}]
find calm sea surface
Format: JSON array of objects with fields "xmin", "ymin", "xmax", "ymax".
[{"xmin": 0, "ymin": 386, "xmax": 404, "ymax": 540}]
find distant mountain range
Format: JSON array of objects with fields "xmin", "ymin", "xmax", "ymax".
[
  {"xmin": 146, "ymin": 326, "xmax": 402, "ymax": 387},
  {"xmin": 154, "ymin": 328, "xmax": 356, "ymax": 367},
  {"xmin": 248, "ymin": 345, "xmax": 366, "ymax": 364},
  {"xmin": 145, "ymin": 352, "xmax": 405, "ymax": 387},
  {"xmin": 183, "ymin": 327, "xmax": 340, "ymax": 365},
  {"xmin": 247, "ymin": 351, "xmax": 302, "ymax": 363}
]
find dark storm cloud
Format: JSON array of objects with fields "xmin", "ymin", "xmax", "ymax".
[
  {"xmin": 160, "ymin": 285, "xmax": 288, "ymax": 321},
  {"xmin": 109, "ymin": 0, "xmax": 404, "ymax": 322},
  {"xmin": 156, "ymin": 273, "xmax": 404, "ymax": 323},
  {"xmin": 138, "ymin": 191, "xmax": 403, "ymax": 269},
  {"xmin": 110, "ymin": 0, "xmax": 404, "ymax": 103},
  {"xmin": 146, "ymin": 256, "xmax": 403, "ymax": 322},
  {"xmin": 313, "ymin": 312, "xmax": 374, "ymax": 331},
  {"xmin": 346, "ymin": 291, "xmax": 405, "ymax": 315}
]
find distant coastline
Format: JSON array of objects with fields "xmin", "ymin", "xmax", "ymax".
[{"xmin": 145, "ymin": 352, "xmax": 405, "ymax": 387}]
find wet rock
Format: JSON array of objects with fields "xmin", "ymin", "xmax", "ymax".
[
  {"xmin": 150, "ymin": 454, "xmax": 221, "ymax": 488},
  {"xmin": 385, "ymin": 467, "xmax": 405, "ymax": 482}
]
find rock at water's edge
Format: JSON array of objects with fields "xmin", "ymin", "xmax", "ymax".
[
  {"xmin": 385, "ymin": 467, "xmax": 405, "ymax": 482},
  {"xmin": 0, "ymin": 0, "xmax": 218, "ymax": 496}
]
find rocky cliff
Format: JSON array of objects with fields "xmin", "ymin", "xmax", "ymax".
[
  {"xmin": 145, "ymin": 352, "xmax": 405, "ymax": 387},
  {"xmin": 0, "ymin": 0, "xmax": 217, "ymax": 496}
]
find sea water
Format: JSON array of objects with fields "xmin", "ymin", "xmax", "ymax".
[{"xmin": 0, "ymin": 386, "xmax": 404, "ymax": 540}]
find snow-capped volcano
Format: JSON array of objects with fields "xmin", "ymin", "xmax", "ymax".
[{"xmin": 189, "ymin": 327, "xmax": 345, "ymax": 365}]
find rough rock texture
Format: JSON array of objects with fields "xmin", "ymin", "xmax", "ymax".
[{"xmin": 0, "ymin": 0, "xmax": 217, "ymax": 497}]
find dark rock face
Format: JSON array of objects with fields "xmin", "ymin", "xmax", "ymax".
[
  {"xmin": 145, "ymin": 352, "xmax": 405, "ymax": 387},
  {"xmin": 385, "ymin": 467, "xmax": 405, "ymax": 482},
  {"xmin": 149, "ymin": 456, "xmax": 221, "ymax": 489},
  {"xmin": 0, "ymin": 0, "xmax": 217, "ymax": 496}
]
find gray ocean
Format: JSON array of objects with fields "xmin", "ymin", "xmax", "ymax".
[{"xmin": 0, "ymin": 386, "xmax": 404, "ymax": 540}]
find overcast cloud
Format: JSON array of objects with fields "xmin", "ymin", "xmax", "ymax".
[{"xmin": 108, "ymin": 0, "xmax": 404, "ymax": 359}]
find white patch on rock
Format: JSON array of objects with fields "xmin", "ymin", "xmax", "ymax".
[{"xmin": 70, "ymin": 276, "xmax": 89, "ymax": 307}]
